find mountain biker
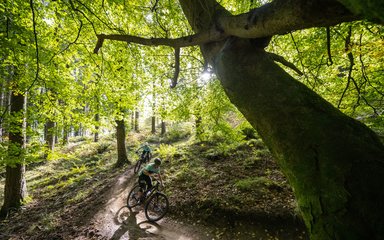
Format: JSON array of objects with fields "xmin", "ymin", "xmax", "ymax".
[
  {"xmin": 136, "ymin": 142, "xmax": 152, "ymax": 161},
  {"xmin": 137, "ymin": 158, "xmax": 163, "ymax": 201}
]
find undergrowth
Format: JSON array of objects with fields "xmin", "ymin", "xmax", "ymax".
[{"xmin": 0, "ymin": 130, "xmax": 306, "ymax": 239}]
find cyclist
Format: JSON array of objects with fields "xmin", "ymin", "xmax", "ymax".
[
  {"xmin": 137, "ymin": 158, "xmax": 163, "ymax": 201},
  {"xmin": 136, "ymin": 142, "xmax": 152, "ymax": 162}
]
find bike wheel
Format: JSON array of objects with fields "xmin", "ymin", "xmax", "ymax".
[
  {"xmin": 127, "ymin": 184, "xmax": 142, "ymax": 208},
  {"xmin": 134, "ymin": 159, "xmax": 142, "ymax": 174},
  {"xmin": 144, "ymin": 192, "xmax": 169, "ymax": 222}
]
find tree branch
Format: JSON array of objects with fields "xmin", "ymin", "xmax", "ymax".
[
  {"xmin": 94, "ymin": 0, "xmax": 360, "ymax": 53},
  {"xmin": 170, "ymin": 48, "xmax": 180, "ymax": 88},
  {"xmin": 47, "ymin": 20, "xmax": 83, "ymax": 64},
  {"xmin": 268, "ymin": 52, "xmax": 303, "ymax": 76},
  {"xmin": 27, "ymin": 0, "xmax": 39, "ymax": 93},
  {"xmin": 326, "ymin": 27, "xmax": 333, "ymax": 65},
  {"xmin": 219, "ymin": 0, "xmax": 359, "ymax": 38},
  {"xmin": 93, "ymin": 30, "xmax": 226, "ymax": 53},
  {"xmin": 338, "ymin": 26, "xmax": 354, "ymax": 108}
]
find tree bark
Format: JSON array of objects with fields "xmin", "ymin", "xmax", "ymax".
[
  {"xmin": 0, "ymin": 91, "xmax": 27, "ymax": 218},
  {"xmin": 115, "ymin": 119, "xmax": 130, "ymax": 167},
  {"xmin": 62, "ymin": 123, "xmax": 69, "ymax": 146},
  {"xmin": 151, "ymin": 116, "xmax": 156, "ymax": 134},
  {"xmin": 179, "ymin": 0, "xmax": 384, "ymax": 239},
  {"xmin": 134, "ymin": 110, "xmax": 139, "ymax": 132},
  {"xmin": 94, "ymin": 113, "xmax": 100, "ymax": 142},
  {"xmin": 131, "ymin": 111, "xmax": 134, "ymax": 131},
  {"xmin": 215, "ymin": 39, "xmax": 384, "ymax": 239},
  {"xmin": 0, "ymin": 85, "xmax": 11, "ymax": 142},
  {"xmin": 45, "ymin": 120, "xmax": 55, "ymax": 151},
  {"xmin": 335, "ymin": 0, "xmax": 384, "ymax": 23},
  {"xmin": 195, "ymin": 115, "xmax": 203, "ymax": 140},
  {"xmin": 161, "ymin": 120, "xmax": 166, "ymax": 135}
]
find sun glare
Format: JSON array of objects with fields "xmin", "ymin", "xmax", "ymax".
[
  {"xmin": 43, "ymin": 18, "xmax": 54, "ymax": 26},
  {"xmin": 200, "ymin": 71, "xmax": 211, "ymax": 81}
]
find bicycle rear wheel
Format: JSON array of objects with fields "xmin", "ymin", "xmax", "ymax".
[
  {"xmin": 127, "ymin": 184, "xmax": 142, "ymax": 208},
  {"xmin": 134, "ymin": 159, "xmax": 142, "ymax": 173},
  {"xmin": 144, "ymin": 192, "xmax": 169, "ymax": 222}
]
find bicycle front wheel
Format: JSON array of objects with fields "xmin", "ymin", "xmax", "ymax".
[
  {"xmin": 127, "ymin": 184, "xmax": 142, "ymax": 208},
  {"xmin": 134, "ymin": 160, "xmax": 142, "ymax": 173},
  {"xmin": 145, "ymin": 192, "xmax": 169, "ymax": 222}
]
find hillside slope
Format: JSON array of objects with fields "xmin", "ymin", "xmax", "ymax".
[{"xmin": 0, "ymin": 135, "xmax": 308, "ymax": 239}]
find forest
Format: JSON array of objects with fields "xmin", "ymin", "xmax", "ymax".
[{"xmin": 1, "ymin": 0, "xmax": 384, "ymax": 239}]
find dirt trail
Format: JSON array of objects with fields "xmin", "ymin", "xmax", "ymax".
[{"xmin": 85, "ymin": 168, "xmax": 210, "ymax": 240}]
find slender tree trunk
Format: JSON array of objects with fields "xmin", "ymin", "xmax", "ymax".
[
  {"xmin": 45, "ymin": 120, "xmax": 55, "ymax": 151},
  {"xmin": 94, "ymin": 113, "xmax": 100, "ymax": 142},
  {"xmin": 115, "ymin": 119, "xmax": 130, "ymax": 167},
  {"xmin": 0, "ymin": 82, "xmax": 4, "ymax": 142},
  {"xmin": 62, "ymin": 123, "xmax": 69, "ymax": 146},
  {"xmin": 0, "ymin": 86, "xmax": 11, "ymax": 142},
  {"xmin": 131, "ymin": 111, "xmax": 134, "ymax": 131},
  {"xmin": 0, "ymin": 91, "xmax": 27, "ymax": 218},
  {"xmin": 195, "ymin": 115, "xmax": 203, "ymax": 140},
  {"xmin": 151, "ymin": 116, "xmax": 156, "ymax": 134},
  {"xmin": 134, "ymin": 110, "xmax": 139, "ymax": 132},
  {"xmin": 54, "ymin": 128, "xmax": 59, "ymax": 146},
  {"xmin": 161, "ymin": 120, "xmax": 166, "ymax": 135},
  {"xmin": 179, "ymin": 1, "xmax": 384, "ymax": 239}
]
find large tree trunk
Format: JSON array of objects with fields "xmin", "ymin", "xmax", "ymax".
[
  {"xmin": 215, "ymin": 39, "xmax": 384, "ymax": 239},
  {"xmin": 179, "ymin": 0, "xmax": 384, "ymax": 239},
  {"xmin": 115, "ymin": 119, "xmax": 130, "ymax": 167},
  {"xmin": 0, "ymin": 91, "xmax": 27, "ymax": 218}
]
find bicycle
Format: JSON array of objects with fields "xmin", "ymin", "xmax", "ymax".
[
  {"xmin": 127, "ymin": 178, "xmax": 169, "ymax": 222},
  {"xmin": 134, "ymin": 151, "xmax": 151, "ymax": 174}
]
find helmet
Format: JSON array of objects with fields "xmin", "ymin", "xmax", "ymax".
[{"xmin": 154, "ymin": 158, "xmax": 162, "ymax": 165}]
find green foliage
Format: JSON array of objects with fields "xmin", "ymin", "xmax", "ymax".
[
  {"xmin": 162, "ymin": 123, "xmax": 192, "ymax": 143},
  {"xmin": 240, "ymin": 126, "xmax": 258, "ymax": 140},
  {"xmin": 204, "ymin": 141, "xmax": 241, "ymax": 160},
  {"xmin": 270, "ymin": 22, "xmax": 384, "ymax": 126},
  {"xmin": 156, "ymin": 143, "xmax": 177, "ymax": 161}
]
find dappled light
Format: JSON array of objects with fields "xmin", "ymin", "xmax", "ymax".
[{"xmin": 1, "ymin": 0, "xmax": 383, "ymax": 239}]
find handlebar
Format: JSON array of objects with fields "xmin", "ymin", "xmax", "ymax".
[{"xmin": 151, "ymin": 177, "xmax": 164, "ymax": 189}]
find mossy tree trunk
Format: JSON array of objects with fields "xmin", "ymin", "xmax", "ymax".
[
  {"xmin": 0, "ymin": 91, "xmax": 27, "ymax": 218},
  {"xmin": 179, "ymin": 0, "xmax": 384, "ymax": 239},
  {"xmin": 215, "ymin": 40, "xmax": 384, "ymax": 239}
]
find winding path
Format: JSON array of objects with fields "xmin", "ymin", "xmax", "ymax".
[{"xmin": 87, "ymin": 168, "xmax": 209, "ymax": 240}]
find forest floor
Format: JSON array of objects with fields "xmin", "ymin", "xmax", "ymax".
[{"xmin": 0, "ymin": 132, "xmax": 308, "ymax": 239}]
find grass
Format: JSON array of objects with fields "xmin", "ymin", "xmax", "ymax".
[
  {"xmin": 0, "ymin": 136, "xmax": 117, "ymax": 213},
  {"xmin": 161, "ymin": 138, "xmax": 299, "ymax": 224}
]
